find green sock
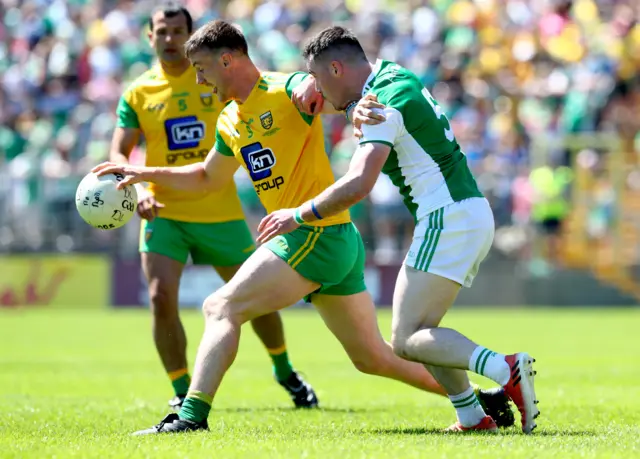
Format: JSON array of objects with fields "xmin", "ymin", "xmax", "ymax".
[
  {"xmin": 269, "ymin": 346, "xmax": 293, "ymax": 381},
  {"xmin": 179, "ymin": 391, "xmax": 212, "ymax": 424},
  {"xmin": 169, "ymin": 369, "xmax": 191, "ymax": 397}
]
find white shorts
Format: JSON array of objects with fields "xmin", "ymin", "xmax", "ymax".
[{"xmin": 404, "ymin": 198, "xmax": 494, "ymax": 288}]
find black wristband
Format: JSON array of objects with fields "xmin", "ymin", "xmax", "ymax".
[{"xmin": 345, "ymin": 101, "xmax": 358, "ymax": 121}]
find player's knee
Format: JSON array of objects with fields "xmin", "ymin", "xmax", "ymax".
[
  {"xmin": 202, "ymin": 291, "xmax": 247, "ymax": 325},
  {"xmin": 149, "ymin": 286, "xmax": 178, "ymax": 321},
  {"xmin": 390, "ymin": 335, "xmax": 410, "ymax": 360},
  {"xmin": 202, "ymin": 293, "xmax": 231, "ymax": 321},
  {"xmin": 350, "ymin": 355, "xmax": 383, "ymax": 375},
  {"xmin": 346, "ymin": 345, "xmax": 392, "ymax": 375}
]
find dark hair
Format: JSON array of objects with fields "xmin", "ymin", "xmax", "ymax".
[
  {"xmin": 149, "ymin": 2, "xmax": 193, "ymax": 33},
  {"xmin": 184, "ymin": 20, "xmax": 248, "ymax": 58},
  {"xmin": 302, "ymin": 26, "xmax": 367, "ymax": 62}
]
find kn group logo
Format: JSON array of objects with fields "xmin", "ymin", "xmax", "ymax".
[
  {"xmin": 240, "ymin": 142, "xmax": 276, "ymax": 181},
  {"xmin": 164, "ymin": 116, "xmax": 205, "ymax": 150}
]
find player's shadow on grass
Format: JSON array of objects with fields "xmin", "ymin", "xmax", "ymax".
[
  {"xmin": 369, "ymin": 427, "xmax": 598, "ymax": 437},
  {"xmin": 519, "ymin": 430, "xmax": 597, "ymax": 437},
  {"xmin": 216, "ymin": 407, "xmax": 381, "ymax": 414}
]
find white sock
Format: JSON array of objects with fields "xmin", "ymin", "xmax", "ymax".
[
  {"xmin": 449, "ymin": 386, "xmax": 486, "ymax": 427},
  {"xmin": 469, "ymin": 346, "xmax": 510, "ymax": 386}
]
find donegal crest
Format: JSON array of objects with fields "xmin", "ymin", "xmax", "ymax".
[
  {"xmin": 199, "ymin": 92, "xmax": 214, "ymax": 107},
  {"xmin": 260, "ymin": 111, "xmax": 273, "ymax": 130}
]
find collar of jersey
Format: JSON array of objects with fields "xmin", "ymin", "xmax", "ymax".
[
  {"xmin": 237, "ymin": 73, "xmax": 265, "ymax": 108},
  {"xmin": 361, "ymin": 59, "xmax": 382, "ymax": 96},
  {"xmin": 157, "ymin": 64, "xmax": 195, "ymax": 82}
]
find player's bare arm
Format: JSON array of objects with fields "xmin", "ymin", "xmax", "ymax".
[
  {"xmin": 108, "ymin": 126, "xmax": 166, "ymax": 220},
  {"xmin": 291, "ymin": 74, "xmax": 386, "ymax": 129},
  {"xmin": 92, "ymin": 147, "xmax": 239, "ymax": 192},
  {"xmin": 290, "ymin": 73, "xmax": 326, "ymax": 115},
  {"xmin": 303, "ymin": 141, "xmax": 391, "ymax": 217},
  {"xmin": 109, "ymin": 126, "xmax": 140, "ymax": 164},
  {"xmin": 256, "ymin": 142, "xmax": 390, "ymax": 243}
]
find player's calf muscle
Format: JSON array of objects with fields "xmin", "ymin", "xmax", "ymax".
[{"xmin": 149, "ymin": 286, "xmax": 179, "ymax": 318}]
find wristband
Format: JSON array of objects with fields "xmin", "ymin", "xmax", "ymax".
[
  {"xmin": 345, "ymin": 101, "xmax": 358, "ymax": 121},
  {"xmin": 310, "ymin": 200, "xmax": 323, "ymax": 220},
  {"xmin": 293, "ymin": 208, "xmax": 306, "ymax": 225}
]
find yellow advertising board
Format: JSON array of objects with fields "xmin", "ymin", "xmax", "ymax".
[{"xmin": 0, "ymin": 255, "xmax": 110, "ymax": 308}]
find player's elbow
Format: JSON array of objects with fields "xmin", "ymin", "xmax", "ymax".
[
  {"xmin": 191, "ymin": 163, "xmax": 221, "ymax": 192},
  {"xmin": 203, "ymin": 172, "xmax": 231, "ymax": 193},
  {"xmin": 109, "ymin": 151, "xmax": 129, "ymax": 164},
  {"xmin": 202, "ymin": 173, "xmax": 229, "ymax": 193}
]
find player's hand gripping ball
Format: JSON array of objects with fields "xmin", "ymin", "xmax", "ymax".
[{"xmin": 75, "ymin": 172, "xmax": 138, "ymax": 230}]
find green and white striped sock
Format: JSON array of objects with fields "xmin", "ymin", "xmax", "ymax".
[
  {"xmin": 449, "ymin": 386, "xmax": 486, "ymax": 427},
  {"xmin": 469, "ymin": 346, "xmax": 510, "ymax": 386}
]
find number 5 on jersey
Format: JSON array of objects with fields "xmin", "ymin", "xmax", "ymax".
[{"xmin": 422, "ymin": 88, "xmax": 454, "ymax": 142}]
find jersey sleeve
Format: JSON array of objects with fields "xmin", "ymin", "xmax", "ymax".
[
  {"xmin": 214, "ymin": 127, "xmax": 234, "ymax": 157},
  {"xmin": 116, "ymin": 92, "xmax": 140, "ymax": 129},
  {"xmin": 358, "ymin": 107, "xmax": 403, "ymax": 148},
  {"xmin": 285, "ymin": 72, "xmax": 314, "ymax": 126}
]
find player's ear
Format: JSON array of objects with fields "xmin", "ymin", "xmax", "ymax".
[
  {"xmin": 330, "ymin": 61, "xmax": 344, "ymax": 78},
  {"xmin": 221, "ymin": 52, "xmax": 232, "ymax": 68}
]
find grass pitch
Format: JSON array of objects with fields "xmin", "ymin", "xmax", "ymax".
[{"xmin": 1, "ymin": 307, "xmax": 639, "ymax": 458}]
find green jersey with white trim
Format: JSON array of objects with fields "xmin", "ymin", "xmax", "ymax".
[{"xmin": 359, "ymin": 59, "xmax": 483, "ymax": 221}]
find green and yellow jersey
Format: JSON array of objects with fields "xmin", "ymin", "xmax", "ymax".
[
  {"xmin": 214, "ymin": 72, "xmax": 350, "ymax": 227},
  {"xmin": 116, "ymin": 65, "xmax": 244, "ymax": 223}
]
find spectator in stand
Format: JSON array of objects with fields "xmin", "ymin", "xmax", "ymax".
[{"xmin": 0, "ymin": 0, "xmax": 638, "ymax": 262}]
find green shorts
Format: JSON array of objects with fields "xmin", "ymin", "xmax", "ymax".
[
  {"xmin": 139, "ymin": 217, "xmax": 256, "ymax": 266},
  {"xmin": 265, "ymin": 222, "xmax": 366, "ymax": 300}
]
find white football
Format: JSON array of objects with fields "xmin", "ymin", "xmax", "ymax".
[{"xmin": 75, "ymin": 172, "xmax": 138, "ymax": 230}]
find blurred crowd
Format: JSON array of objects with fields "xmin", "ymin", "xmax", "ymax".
[{"xmin": 1, "ymin": 0, "xmax": 639, "ymax": 265}]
